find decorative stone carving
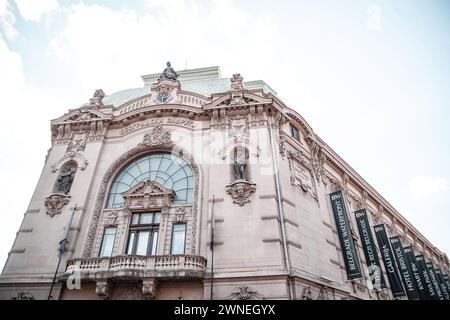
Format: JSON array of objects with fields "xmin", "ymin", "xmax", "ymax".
[
  {"xmin": 288, "ymin": 150, "xmax": 318, "ymax": 201},
  {"xmin": 142, "ymin": 278, "xmax": 157, "ymax": 299},
  {"xmin": 226, "ymin": 180, "xmax": 256, "ymax": 206},
  {"xmin": 317, "ymin": 286, "xmax": 329, "ymax": 300},
  {"xmin": 176, "ymin": 207, "xmax": 186, "ymax": 222},
  {"xmin": 66, "ymin": 131, "xmax": 88, "ymax": 154},
  {"xmin": 11, "ymin": 291, "xmax": 34, "ymax": 300},
  {"xmin": 89, "ymin": 89, "xmax": 105, "ymax": 107},
  {"xmin": 229, "ymin": 116, "xmax": 249, "ymax": 143},
  {"xmin": 107, "ymin": 211, "xmax": 118, "ymax": 225},
  {"xmin": 139, "ymin": 125, "xmax": 173, "ymax": 149},
  {"xmin": 154, "ymin": 85, "xmax": 173, "ymax": 104},
  {"xmin": 228, "ymin": 286, "xmax": 262, "ymax": 300},
  {"xmin": 96, "ymin": 280, "xmax": 112, "ymax": 299},
  {"xmin": 230, "ymin": 73, "xmax": 244, "ymax": 90},
  {"xmin": 301, "ymin": 286, "xmax": 313, "ymax": 300},
  {"xmin": 158, "ymin": 61, "xmax": 179, "ymax": 81},
  {"xmin": 305, "ymin": 135, "xmax": 325, "ymax": 184},
  {"xmin": 122, "ymin": 179, "xmax": 175, "ymax": 210},
  {"xmin": 51, "ymin": 154, "xmax": 88, "ymax": 172},
  {"xmin": 45, "ymin": 194, "xmax": 70, "ymax": 217},
  {"xmin": 54, "ymin": 162, "xmax": 76, "ymax": 195}
]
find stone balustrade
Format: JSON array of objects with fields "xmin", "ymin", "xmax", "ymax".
[{"xmin": 65, "ymin": 255, "xmax": 207, "ymax": 280}]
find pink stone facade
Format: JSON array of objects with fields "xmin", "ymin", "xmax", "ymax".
[{"xmin": 1, "ymin": 66, "xmax": 448, "ymax": 300}]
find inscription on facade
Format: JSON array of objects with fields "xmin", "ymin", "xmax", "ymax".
[{"xmin": 120, "ymin": 118, "xmax": 194, "ymax": 136}]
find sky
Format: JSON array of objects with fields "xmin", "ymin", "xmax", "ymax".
[{"xmin": 0, "ymin": 0, "xmax": 449, "ymax": 269}]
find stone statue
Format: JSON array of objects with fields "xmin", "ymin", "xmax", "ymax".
[
  {"xmin": 233, "ymin": 154, "xmax": 247, "ymax": 180},
  {"xmin": 93, "ymin": 89, "xmax": 105, "ymax": 99},
  {"xmin": 56, "ymin": 166, "xmax": 75, "ymax": 194},
  {"xmin": 158, "ymin": 61, "xmax": 179, "ymax": 81}
]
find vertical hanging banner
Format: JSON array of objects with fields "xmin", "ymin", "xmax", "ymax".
[
  {"xmin": 403, "ymin": 246, "xmax": 427, "ymax": 300},
  {"xmin": 435, "ymin": 268, "xmax": 450, "ymax": 300},
  {"xmin": 443, "ymin": 274, "xmax": 450, "ymax": 296},
  {"xmin": 329, "ymin": 191, "xmax": 362, "ymax": 280},
  {"xmin": 354, "ymin": 209, "xmax": 386, "ymax": 289},
  {"xmin": 425, "ymin": 262, "xmax": 444, "ymax": 300},
  {"xmin": 415, "ymin": 255, "xmax": 438, "ymax": 300},
  {"xmin": 389, "ymin": 236, "xmax": 419, "ymax": 300},
  {"xmin": 373, "ymin": 224, "xmax": 405, "ymax": 298}
]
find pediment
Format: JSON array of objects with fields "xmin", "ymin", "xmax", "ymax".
[
  {"xmin": 52, "ymin": 108, "xmax": 111, "ymax": 124},
  {"xmin": 121, "ymin": 179, "xmax": 175, "ymax": 199},
  {"xmin": 204, "ymin": 91, "xmax": 272, "ymax": 109}
]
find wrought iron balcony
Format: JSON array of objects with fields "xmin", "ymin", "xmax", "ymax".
[{"xmin": 65, "ymin": 255, "xmax": 207, "ymax": 280}]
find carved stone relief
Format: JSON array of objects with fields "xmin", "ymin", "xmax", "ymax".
[
  {"xmin": 45, "ymin": 194, "xmax": 70, "ymax": 217},
  {"xmin": 287, "ymin": 150, "xmax": 318, "ymax": 201},
  {"xmin": 227, "ymin": 286, "xmax": 262, "ymax": 300},
  {"xmin": 226, "ymin": 180, "xmax": 256, "ymax": 206}
]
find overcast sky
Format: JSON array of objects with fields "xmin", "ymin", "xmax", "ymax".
[{"xmin": 0, "ymin": 0, "xmax": 449, "ymax": 269}]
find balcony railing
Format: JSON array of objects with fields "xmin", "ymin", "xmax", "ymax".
[{"xmin": 65, "ymin": 255, "xmax": 207, "ymax": 280}]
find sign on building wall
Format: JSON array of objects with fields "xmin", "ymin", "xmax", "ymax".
[
  {"xmin": 373, "ymin": 224, "xmax": 405, "ymax": 298},
  {"xmin": 426, "ymin": 262, "xmax": 444, "ymax": 300},
  {"xmin": 329, "ymin": 191, "xmax": 362, "ymax": 280},
  {"xmin": 434, "ymin": 267, "xmax": 450, "ymax": 300},
  {"xmin": 389, "ymin": 236, "xmax": 419, "ymax": 300},
  {"xmin": 403, "ymin": 246, "xmax": 427, "ymax": 299},
  {"xmin": 415, "ymin": 255, "xmax": 438, "ymax": 300},
  {"xmin": 354, "ymin": 209, "xmax": 386, "ymax": 288}
]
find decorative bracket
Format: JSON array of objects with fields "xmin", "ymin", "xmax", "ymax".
[
  {"xmin": 226, "ymin": 180, "xmax": 256, "ymax": 206},
  {"xmin": 45, "ymin": 194, "xmax": 71, "ymax": 217}
]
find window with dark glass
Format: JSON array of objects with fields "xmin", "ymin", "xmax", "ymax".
[
  {"xmin": 289, "ymin": 124, "xmax": 300, "ymax": 141},
  {"xmin": 99, "ymin": 227, "xmax": 117, "ymax": 257},
  {"xmin": 126, "ymin": 212, "xmax": 160, "ymax": 256},
  {"xmin": 171, "ymin": 224, "xmax": 186, "ymax": 255}
]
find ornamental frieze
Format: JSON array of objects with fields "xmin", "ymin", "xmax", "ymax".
[{"xmin": 119, "ymin": 118, "xmax": 194, "ymax": 136}]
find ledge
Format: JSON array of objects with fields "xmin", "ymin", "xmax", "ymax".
[{"xmin": 64, "ymin": 255, "xmax": 207, "ymax": 281}]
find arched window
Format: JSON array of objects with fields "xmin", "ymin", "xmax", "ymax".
[
  {"xmin": 106, "ymin": 152, "xmax": 194, "ymax": 208},
  {"xmin": 53, "ymin": 161, "xmax": 77, "ymax": 195}
]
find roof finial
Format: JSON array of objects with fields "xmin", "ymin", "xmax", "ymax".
[{"xmin": 158, "ymin": 61, "xmax": 179, "ymax": 81}]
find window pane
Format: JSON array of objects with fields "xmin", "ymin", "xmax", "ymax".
[
  {"xmin": 140, "ymin": 213, "xmax": 153, "ymax": 224},
  {"xmin": 131, "ymin": 214, "xmax": 140, "ymax": 225},
  {"xmin": 99, "ymin": 227, "xmax": 116, "ymax": 257},
  {"xmin": 107, "ymin": 153, "xmax": 195, "ymax": 207},
  {"xmin": 127, "ymin": 232, "xmax": 135, "ymax": 255},
  {"xmin": 153, "ymin": 212, "xmax": 161, "ymax": 224},
  {"xmin": 171, "ymin": 224, "xmax": 186, "ymax": 255},
  {"xmin": 136, "ymin": 231, "xmax": 150, "ymax": 255},
  {"xmin": 151, "ymin": 231, "xmax": 158, "ymax": 255}
]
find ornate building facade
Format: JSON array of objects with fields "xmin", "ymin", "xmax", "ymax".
[{"xmin": 1, "ymin": 64, "xmax": 449, "ymax": 300}]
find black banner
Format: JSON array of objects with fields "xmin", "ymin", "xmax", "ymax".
[
  {"xmin": 426, "ymin": 262, "xmax": 444, "ymax": 300},
  {"xmin": 354, "ymin": 209, "xmax": 386, "ymax": 289},
  {"xmin": 435, "ymin": 268, "xmax": 450, "ymax": 300},
  {"xmin": 329, "ymin": 191, "xmax": 362, "ymax": 280},
  {"xmin": 444, "ymin": 274, "xmax": 450, "ymax": 292},
  {"xmin": 373, "ymin": 224, "xmax": 405, "ymax": 298},
  {"xmin": 415, "ymin": 255, "xmax": 438, "ymax": 300},
  {"xmin": 403, "ymin": 246, "xmax": 426, "ymax": 299},
  {"xmin": 389, "ymin": 236, "xmax": 419, "ymax": 300}
]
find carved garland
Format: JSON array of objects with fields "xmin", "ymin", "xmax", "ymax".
[{"xmin": 82, "ymin": 132, "xmax": 200, "ymax": 258}]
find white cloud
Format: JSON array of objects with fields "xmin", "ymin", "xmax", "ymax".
[
  {"xmin": 50, "ymin": 0, "xmax": 279, "ymax": 95},
  {"xmin": 0, "ymin": 0, "xmax": 18, "ymax": 40},
  {"xmin": 0, "ymin": 34, "xmax": 65, "ymax": 269},
  {"xmin": 14, "ymin": 0, "xmax": 58, "ymax": 22},
  {"xmin": 408, "ymin": 175, "xmax": 449, "ymax": 198}
]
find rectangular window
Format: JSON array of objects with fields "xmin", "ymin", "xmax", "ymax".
[
  {"xmin": 99, "ymin": 227, "xmax": 116, "ymax": 257},
  {"xmin": 289, "ymin": 124, "xmax": 300, "ymax": 141},
  {"xmin": 171, "ymin": 224, "xmax": 187, "ymax": 255},
  {"xmin": 126, "ymin": 212, "xmax": 160, "ymax": 256}
]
